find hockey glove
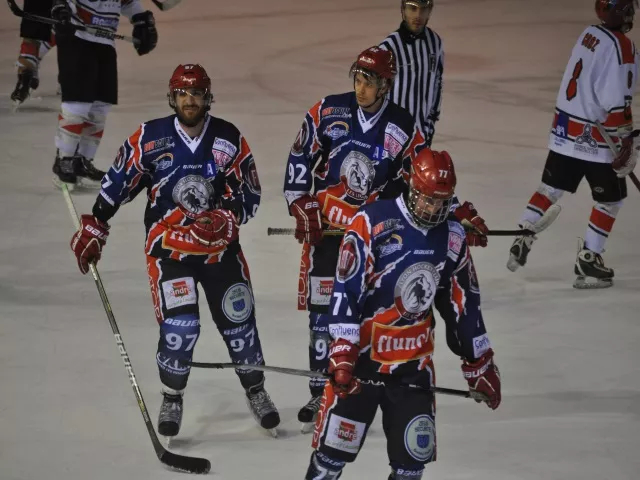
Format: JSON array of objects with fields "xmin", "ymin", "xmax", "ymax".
[
  {"xmin": 189, "ymin": 209, "xmax": 239, "ymax": 247},
  {"xmin": 132, "ymin": 11, "xmax": 158, "ymax": 56},
  {"xmin": 328, "ymin": 338, "xmax": 361, "ymax": 399},
  {"xmin": 461, "ymin": 349, "xmax": 501, "ymax": 410},
  {"xmin": 454, "ymin": 201, "xmax": 489, "ymax": 247},
  {"xmin": 290, "ymin": 195, "xmax": 323, "ymax": 245},
  {"xmin": 70, "ymin": 215, "xmax": 109, "ymax": 274},
  {"xmin": 51, "ymin": 0, "xmax": 74, "ymax": 36},
  {"xmin": 612, "ymin": 130, "xmax": 640, "ymax": 178}
]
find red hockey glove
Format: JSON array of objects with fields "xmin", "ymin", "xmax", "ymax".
[
  {"xmin": 612, "ymin": 131, "xmax": 639, "ymax": 178},
  {"xmin": 328, "ymin": 338, "xmax": 361, "ymax": 399},
  {"xmin": 454, "ymin": 201, "xmax": 489, "ymax": 247},
  {"xmin": 290, "ymin": 195, "xmax": 323, "ymax": 245},
  {"xmin": 70, "ymin": 215, "xmax": 110, "ymax": 274},
  {"xmin": 189, "ymin": 209, "xmax": 239, "ymax": 247},
  {"xmin": 461, "ymin": 349, "xmax": 501, "ymax": 410}
]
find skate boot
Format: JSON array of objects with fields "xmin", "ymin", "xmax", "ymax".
[
  {"xmin": 298, "ymin": 394, "xmax": 322, "ymax": 434},
  {"xmin": 246, "ymin": 383, "xmax": 280, "ymax": 437},
  {"xmin": 573, "ymin": 239, "xmax": 614, "ymax": 289},
  {"xmin": 10, "ymin": 69, "xmax": 35, "ymax": 108},
  {"xmin": 52, "ymin": 154, "xmax": 79, "ymax": 191},
  {"xmin": 507, "ymin": 224, "xmax": 537, "ymax": 272},
  {"xmin": 76, "ymin": 156, "xmax": 106, "ymax": 189},
  {"xmin": 158, "ymin": 389, "xmax": 184, "ymax": 437}
]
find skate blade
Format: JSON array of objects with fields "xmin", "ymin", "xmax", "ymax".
[
  {"xmin": 52, "ymin": 176, "xmax": 76, "ymax": 192},
  {"xmin": 573, "ymin": 276, "xmax": 613, "ymax": 289},
  {"xmin": 506, "ymin": 255, "xmax": 521, "ymax": 272},
  {"xmin": 265, "ymin": 428, "xmax": 278, "ymax": 438},
  {"xmin": 300, "ymin": 422, "xmax": 314, "ymax": 434}
]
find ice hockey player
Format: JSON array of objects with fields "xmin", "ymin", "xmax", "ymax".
[
  {"xmin": 50, "ymin": 0, "xmax": 158, "ymax": 190},
  {"xmin": 304, "ymin": 148, "xmax": 501, "ymax": 480},
  {"xmin": 379, "ymin": 0, "xmax": 443, "ymax": 148},
  {"xmin": 69, "ymin": 64, "xmax": 280, "ymax": 437},
  {"xmin": 284, "ymin": 46, "xmax": 489, "ymax": 431},
  {"xmin": 10, "ymin": 0, "xmax": 56, "ymax": 108},
  {"xmin": 508, "ymin": 0, "xmax": 639, "ymax": 288},
  {"xmin": 284, "ymin": 45, "xmax": 427, "ymax": 430}
]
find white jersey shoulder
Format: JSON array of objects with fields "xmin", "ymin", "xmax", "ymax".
[{"xmin": 549, "ymin": 25, "xmax": 638, "ymax": 163}]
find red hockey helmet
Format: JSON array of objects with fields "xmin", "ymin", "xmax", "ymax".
[
  {"xmin": 168, "ymin": 63, "xmax": 213, "ymax": 108},
  {"xmin": 595, "ymin": 0, "xmax": 638, "ymax": 33},
  {"xmin": 349, "ymin": 46, "xmax": 397, "ymax": 88},
  {"xmin": 407, "ymin": 149, "xmax": 457, "ymax": 228}
]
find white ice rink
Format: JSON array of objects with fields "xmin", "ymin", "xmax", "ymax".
[{"xmin": 1, "ymin": 1, "xmax": 639, "ymax": 479}]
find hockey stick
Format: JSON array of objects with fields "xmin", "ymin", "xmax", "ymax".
[
  {"xmin": 6, "ymin": 0, "xmax": 138, "ymax": 44},
  {"xmin": 60, "ymin": 185, "xmax": 210, "ymax": 475},
  {"xmin": 267, "ymin": 224, "xmax": 552, "ymax": 237},
  {"xmin": 594, "ymin": 121, "xmax": 640, "ymax": 192},
  {"xmin": 186, "ymin": 361, "xmax": 476, "ymax": 400},
  {"xmin": 151, "ymin": 0, "xmax": 182, "ymax": 11}
]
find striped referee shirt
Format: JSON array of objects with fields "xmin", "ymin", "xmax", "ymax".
[{"xmin": 380, "ymin": 22, "xmax": 444, "ymax": 145}]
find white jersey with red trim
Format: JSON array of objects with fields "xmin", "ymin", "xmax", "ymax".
[
  {"xmin": 549, "ymin": 25, "xmax": 638, "ymax": 163},
  {"xmin": 65, "ymin": 0, "xmax": 144, "ymax": 46}
]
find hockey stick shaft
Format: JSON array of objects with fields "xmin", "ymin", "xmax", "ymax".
[
  {"xmin": 267, "ymin": 227, "xmax": 535, "ymax": 237},
  {"xmin": 151, "ymin": 0, "xmax": 182, "ymax": 11},
  {"xmin": 7, "ymin": 0, "xmax": 138, "ymax": 44},
  {"xmin": 186, "ymin": 361, "xmax": 473, "ymax": 399},
  {"xmin": 61, "ymin": 185, "xmax": 210, "ymax": 474},
  {"xmin": 594, "ymin": 121, "xmax": 640, "ymax": 192}
]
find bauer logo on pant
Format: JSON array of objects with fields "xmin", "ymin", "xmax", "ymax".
[
  {"xmin": 223, "ymin": 283, "xmax": 253, "ymax": 323},
  {"xmin": 162, "ymin": 277, "xmax": 197, "ymax": 310},
  {"xmin": 404, "ymin": 415, "xmax": 435, "ymax": 462}
]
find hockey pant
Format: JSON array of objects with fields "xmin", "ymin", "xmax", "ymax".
[
  {"xmin": 146, "ymin": 250, "xmax": 266, "ymax": 392},
  {"xmin": 308, "ymin": 382, "xmax": 436, "ymax": 479}
]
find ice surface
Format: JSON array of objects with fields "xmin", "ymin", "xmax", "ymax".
[{"xmin": 0, "ymin": 1, "xmax": 639, "ymax": 479}]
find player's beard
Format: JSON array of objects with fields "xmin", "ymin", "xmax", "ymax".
[{"xmin": 176, "ymin": 104, "xmax": 207, "ymax": 128}]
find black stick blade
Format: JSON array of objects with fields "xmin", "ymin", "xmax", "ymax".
[{"xmin": 160, "ymin": 450, "xmax": 211, "ymax": 474}]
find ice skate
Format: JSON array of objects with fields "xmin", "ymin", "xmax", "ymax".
[
  {"xmin": 76, "ymin": 156, "xmax": 106, "ymax": 189},
  {"xmin": 573, "ymin": 238, "xmax": 613, "ymax": 289},
  {"xmin": 10, "ymin": 69, "xmax": 35, "ymax": 111},
  {"xmin": 297, "ymin": 394, "xmax": 322, "ymax": 433},
  {"xmin": 52, "ymin": 154, "xmax": 78, "ymax": 192},
  {"xmin": 246, "ymin": 384, "xmax": 280, "ymax": 437},
  {"xmin": 158, "ymin": 390, "xmax": 184, "ymax": 437},
  {"xmin": 507, "ymin": 223, "xmax": 537, "ymax": 272}
]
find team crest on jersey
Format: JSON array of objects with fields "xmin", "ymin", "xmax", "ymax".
[
  {"xmin": 339, "ymin": 152, "xmax": 375, "ymax": 201},
  {"xmin": 337, "ymin": 236, "xmax": 360, "ymax": 283},
  {"xmin": 291, "ymin": 121, "xmax": 309, "ymax": 157},
  {"xmin": 394, "ymin": 262, "xmax": 440, "ymax": 320},
  {"xmin": 172, "ymin": 175, "xmax": 214, "ymax": 218},
  {"xmin": 325, "ymin": 121, "xmax": 349, "ymax": 140},
  {"xmin": 574, "ymin": 123, "xmax": 598, "ymax": 156}
]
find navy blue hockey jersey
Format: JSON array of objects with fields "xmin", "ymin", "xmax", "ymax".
[
  {"xmin": 329, "ymin": 196, "xmax": 490, "ymax": 386},
  {"xmin": 99, "ymin": 114, "xmax": 261, "ymax": 263}
]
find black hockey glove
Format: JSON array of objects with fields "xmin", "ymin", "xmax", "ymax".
[
  {"xmin": 51, "ymin": 0, "xmax": 74, "ymax": 36},
  {"xmin": 132, "ymin": 11, "xmax": 158, "ymax": 56}
]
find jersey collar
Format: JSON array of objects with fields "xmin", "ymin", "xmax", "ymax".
[
  {"xmin": 356, "ymin": 96, "xmax": 389, "ymax": 134},
  {"xmin": 174, "ymin": 115, "xmax": 211, "ymax": 153}
]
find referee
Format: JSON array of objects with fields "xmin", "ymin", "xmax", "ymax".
[{"xmin": 380, "ymin": 0, "xmax": 443, "ymax": 147}]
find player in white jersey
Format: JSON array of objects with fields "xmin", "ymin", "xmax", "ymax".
[
  {"xmin": 507, "ymin": 0, "xmax": 640, "ymax": 289},
  {"xmin": 50, "ymin": 0, "xmax": 157, "ymax": 191}
]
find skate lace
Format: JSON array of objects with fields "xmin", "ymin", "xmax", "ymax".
[
  {"xmin": 248, "ymin": 389, "xmax": 276, "ymax": 418},
  {"xmin": 303, "ymin": 395, "xmax": 322, "ymax": 413},
  {"xmin": 79, "ymin": 157, "xmax": 104, "ymax": 176},
  {"xmin": 159, "ymin": 395, "xmax": 182, "ymax": 422}
]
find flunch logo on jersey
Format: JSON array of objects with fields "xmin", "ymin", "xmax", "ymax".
[
  {"xmin": 212, "ymin": 137, "xmax": 237, "ymax": 168},
  {"xmin": 144, "ymin": 136, "xmax": 175, "ymax": 154},
  {"xmin": 291, "ymin": 121, "xmax": 309, "ymax": 157},
  {"xmin": 152, "ymin": 153, "xmax": 174, "ymax": 171},
  {"xmin": 394, "ymin": 262, "xmax": 440, "ymax": 320},
  {"xmin": 337, "ymin": 236, "xmax": 360, "ymax": 283},
  {"xmin": 172, "ymin": 175, "xmax": 214, "ymax": 218},
  {"xmin": 325, "ymin": 121, "xmax": 349, "ymax": 140},
  {"xmin": 370, "ymin": 320, "xmax": 434, "ymax": 364},
  {"xmin": 245, "ymin": 158, "xmax": 261, "ymax": 194},
  {"xmin": 339, "ymin": 151, "xmax": 375, "ymax": 201},
  {"xmin": 322, "ymin": 194, "xmax": 358, "ymax": 227}
]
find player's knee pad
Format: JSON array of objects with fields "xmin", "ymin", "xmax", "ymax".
[
  {"xmin": 56, "ymin": 102, "xmax": 93, "ymax": 157},
  {"xmin": 389, "ymin": 463, "xmax": 425, "ymax": 480},
  {"xmin": 305, "ymin": 452, "xmax": 345, "ymax": 480},
  {"xmin": 538, "ymin": 183, "xmax": 565, "ymax": 203},
  {"xmin": 157, "ymin": 314, "xmax": 200, "ymax": 389}
]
